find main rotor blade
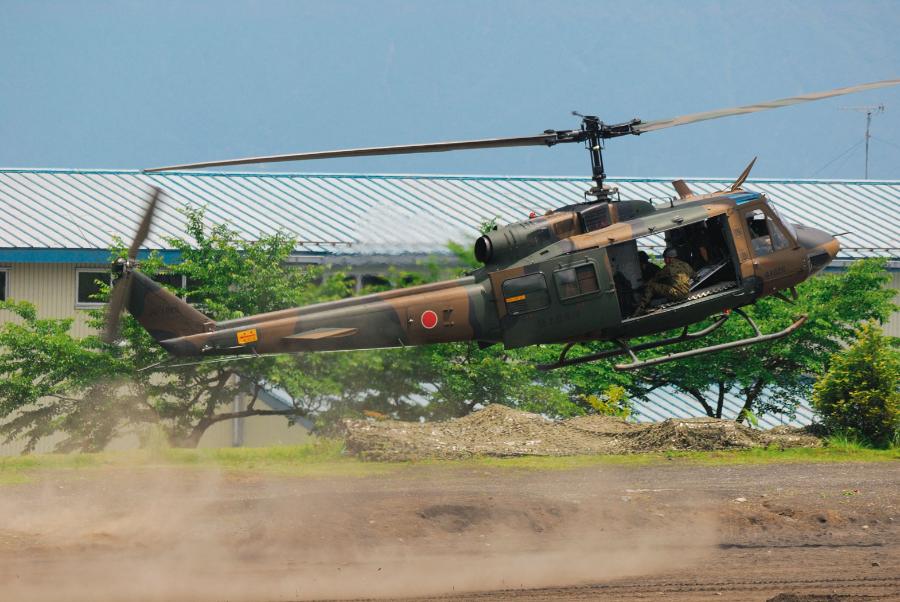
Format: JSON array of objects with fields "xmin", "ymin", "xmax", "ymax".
[
  {"xmin": 144, "ymin": 134, "xmax": 559, "ymax": 172},
  {"xmin": 634, "ymin": 78, "xmax": 900, "ymax": 134},
  {"xmin": 128, "ymin": 187, "xmax": 161, "ymax": 259},
  {"xmin": 102, "ymin": 274, "xmax": 131, "ymax": 344}
]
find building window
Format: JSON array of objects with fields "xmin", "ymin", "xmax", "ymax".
[
  {"xmin": 501, "ymin": 273, "xmax": 550, "ymax": 316},
  {"xmin": 76, "ymin": 269, "xmax": 111, "ymax": 307},
  {"xmin": 554, "ymin": 263, "xmax": 600, "ymax": 300},
  {"xmin": 0, "ymin": 269, "xmax": 7, "ymax": 301}
]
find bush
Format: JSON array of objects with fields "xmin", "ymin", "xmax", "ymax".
[{"xmin": 812, "ymin": 322, "xmax": 899, "ymax": 447}]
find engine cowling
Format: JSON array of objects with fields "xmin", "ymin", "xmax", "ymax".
[{"xmin": 474, "ymin": 212, "xmax": 581, "ymax": 266}]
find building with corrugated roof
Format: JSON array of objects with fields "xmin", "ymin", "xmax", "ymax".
[{"xmin": 0, "ymin": 168, "xmax": 897, "ymax": 450}]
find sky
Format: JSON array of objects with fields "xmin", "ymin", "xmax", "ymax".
[{"xmin": 2, "ymin": 0, "xmax": 899, "ymax": 181}]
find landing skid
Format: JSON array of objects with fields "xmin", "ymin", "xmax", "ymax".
[{"xmin": 537, "ymin": 309, "xmax": 807, "ymax": 372}]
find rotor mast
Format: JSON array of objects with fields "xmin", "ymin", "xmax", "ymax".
[
  {"xmin": 571, "ymin": 114, "xmax": 643, "ymax": 202},
  {"xmin": 580, "ymin": 115, "xmax": 609, "ymax": 201}
]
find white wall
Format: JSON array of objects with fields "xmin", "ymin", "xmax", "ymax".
[{"xmin": 1, "ymin": 262, "xmax": 104, "ymax": 337}]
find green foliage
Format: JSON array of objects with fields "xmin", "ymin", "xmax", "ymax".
[
  {"xmin": 168, "ymin": 208, "xmax": 316, "ymax": 319},
  {"xmin": 421, "ymin": 343, "xmax": 572, "ymax": 419},
  {"xmin": 582, "ymin": 385, "xmax": 631, "ymax": 418},
  {"xmin": 631, "ymin": 259, "xmax": 896, "ymax": 423},
  {"xmin": 812, "ymin": 321, "xmax": 899, "ymax": 448},
  {"xmin": 0, "ymin": 299, "xmax": 130, "ymax": 452},
  {"xmin": 479, "ymin": 217, "xmax": 500, "ymax": 235},
  {"xmin": 824, "ymin": 433, "xmax": 873, "ymax": 452}
]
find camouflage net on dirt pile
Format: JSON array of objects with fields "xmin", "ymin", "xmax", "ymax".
[{"xmin": 342, "ymin": 404, "xmax": 821, "ymax": 461}]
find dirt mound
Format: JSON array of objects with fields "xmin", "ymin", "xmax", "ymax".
[
  {"xmin": 343, "ymin": 404, "xmax": 822, "ymax": 461},
  {"xmin": 344, "ymin": 404, "xmax": 620, "ymax": 461},
  {"xmin": 631, "ymin": 417, "xmax": 768, "ymax": 451}
]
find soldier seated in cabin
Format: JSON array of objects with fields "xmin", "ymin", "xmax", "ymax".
[{"xmin": 635, "ymin": 247, "xmax": 696, "ymax": 315}]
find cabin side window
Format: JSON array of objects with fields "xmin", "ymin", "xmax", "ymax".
[
  {"xmin": 554, "ymin": 263, "xmax": 600, "ymax": 301},
  {"xmin": 501, "ymin": 273, "xmax": 550, "ymax": 315},
  {"xmin": 745, "ymin": 208, "xmax": 790, "ymax": 256}
]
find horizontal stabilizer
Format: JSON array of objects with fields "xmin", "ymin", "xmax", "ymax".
[{"xmin": 283, "ymin": 327, "xmax": 359, "ymax": 341}]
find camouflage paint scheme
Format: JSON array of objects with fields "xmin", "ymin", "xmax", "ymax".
[{"xmin": 121, "ymin": 185, "xmax": 839, "ymax": 359}]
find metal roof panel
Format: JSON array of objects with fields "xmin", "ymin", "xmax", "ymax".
[{"xmin": 0, "ymin": 169, "xmax": 896, "ymax": 259}]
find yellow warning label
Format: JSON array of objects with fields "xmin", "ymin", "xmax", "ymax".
[
  {"xmin": 505, "ymin": 294, "xmax": 526, "ymax": 303},
  {"xmin": 236, "ymin": 328, "xmax": 258, "ymax": 344}
]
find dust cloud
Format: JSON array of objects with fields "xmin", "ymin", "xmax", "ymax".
[{"xmin": 0, "ymin": 465, "xmax": 717, "ymax": 601}]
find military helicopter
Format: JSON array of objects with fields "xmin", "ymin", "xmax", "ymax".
[{"xmin": 103, "ymin": 79, "xmax": 899, "ymax": 371}]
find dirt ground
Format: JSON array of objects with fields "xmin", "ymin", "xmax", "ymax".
[
  {"xmin": 344, "ymin": 404, "xmax": 822, "ymax": 461},
  {"xmin": 0, "ymin": 460, "xmax": 897, "ymax": 602}
]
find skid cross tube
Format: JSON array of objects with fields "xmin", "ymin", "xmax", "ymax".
[
  {"xmin": 613, "ymin": 311, "xmax": 808, "ymax": 371},
  {"xmin": 536, "ymin": 313, "xmax": 731, "ymax": 371}
]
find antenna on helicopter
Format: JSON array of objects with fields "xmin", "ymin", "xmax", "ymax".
[{"xmin": 839, "ymin": 104, "xmax": 885, "ymax": 179}]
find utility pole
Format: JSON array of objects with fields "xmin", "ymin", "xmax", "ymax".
[{"xmin": 840, "ymin": 104, "xmax": 885, "ymax": 179}]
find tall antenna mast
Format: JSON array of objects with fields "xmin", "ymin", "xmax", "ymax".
[{"xmin": 840, "ymin": 104, "xmax": 885, "ymax": 178}]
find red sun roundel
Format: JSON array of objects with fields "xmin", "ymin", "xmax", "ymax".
[{"xmin": 421, "ymin": 310, "xmax": 439, "ymax": 329}]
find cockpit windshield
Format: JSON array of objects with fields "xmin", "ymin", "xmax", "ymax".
[{"xmin": 768, "ymin": 202, "xmax": 798, "ymax": 240}]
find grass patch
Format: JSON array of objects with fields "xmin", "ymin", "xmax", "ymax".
[
  {"xmin": 825, "ymin": 433, "xmax": 879, "ymax": 452},
  {"xmin": 1, "ymin": 441, "xmax": 895, "ymax": 485},
  {"xmin": 159, "ymin": 439, "xmax": 399, "ymax": 477},
  {"xmin": 0, "ymin": 439, "xmax": 401, "ymax": 484}
]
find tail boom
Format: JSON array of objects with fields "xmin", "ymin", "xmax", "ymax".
[{"xmin": 131, "ymin": 275, "xmax": 499, "ymax": 358}]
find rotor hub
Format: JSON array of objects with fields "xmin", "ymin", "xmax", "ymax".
[{"xmin": 111, "ymin": 256, "xmax": 137, "ymax": 277}]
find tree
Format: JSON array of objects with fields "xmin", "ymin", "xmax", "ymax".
[
  {"xmin": 626, "ymin": 259, "xmax": 896, "ymax": 423},
  {"xmin": 0, "ymin": 208, "xmax": 322, "ymax": 451},
  {"xmin": 0, "ymin": 301, "xmax": 127, "ymax": 452},
  {"xmin": 812, "ymin": 321, "xmax": 899, "ymax": 447}
]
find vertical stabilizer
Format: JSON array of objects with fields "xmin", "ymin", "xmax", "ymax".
[{"xmin": 125, "ymin": 271, "xmax": 214, "ymax": 342}]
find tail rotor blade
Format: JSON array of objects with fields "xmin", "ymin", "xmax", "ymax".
[
  {"xmin": 102, "ymin": 273, "xmax": 131, "ymax": 343},
  {"xmin": 128, "ymin": 187, "xmax": 161, "ymax": 259},
  {"xmin": 104, "ymin": 185, "xmax": 160, "ymax": 343}
]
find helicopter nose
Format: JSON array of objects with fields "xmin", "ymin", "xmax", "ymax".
[{"xmin": 794, "ymin": 224, "xmax": 840, "ymax": 275}]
